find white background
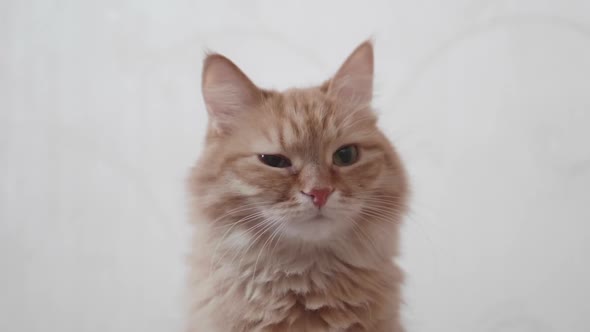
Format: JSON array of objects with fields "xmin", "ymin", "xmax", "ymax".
[{"xmin": 2, "ymin": 1, "xmax": 590, "ymax": 331}]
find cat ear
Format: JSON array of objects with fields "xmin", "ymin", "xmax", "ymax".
[
  {"xmin": 201, "ymin": 53, "xmax": 262, "ymax": 133},
  {"xmin": 326, "ymin": 40, "xmax": 374, "ymax": 105}
]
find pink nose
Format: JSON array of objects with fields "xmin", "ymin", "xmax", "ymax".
[{"xmin": 303, "ymin": 188, "xmax": 333, "ymax": 208}]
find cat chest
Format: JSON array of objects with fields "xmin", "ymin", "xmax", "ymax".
[{"xmin": 225, "ymin": 271, "xmax": 377, "ymax": 331}]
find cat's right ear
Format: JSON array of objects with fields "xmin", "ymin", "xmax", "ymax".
[{"xmin": 201, "ymin": 53, "xmax": 262, "ymax": 134}]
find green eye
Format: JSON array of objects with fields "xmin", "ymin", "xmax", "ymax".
[
  {"xmin": 333, "ymin": 145, "xmax": 359, "ymax": 166},
  {"xmin": 258, "ymin": 154, "xmax": 292, "ymax": 168}
]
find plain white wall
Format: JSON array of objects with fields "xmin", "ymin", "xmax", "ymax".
[{"xmin": 2, "ymin": 0, "xmax": 590, "ymax": 331}]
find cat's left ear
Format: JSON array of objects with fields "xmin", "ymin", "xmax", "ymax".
[{"xmin": 326, "ymin": 40, "xmax": 374, "ymax": 105}]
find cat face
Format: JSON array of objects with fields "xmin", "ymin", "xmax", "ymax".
[{"xmin": 192, "ymin": 41, "xmax": 407, "ymax": 243}]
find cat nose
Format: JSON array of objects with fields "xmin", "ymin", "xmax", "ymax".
[{"xmin": 302, "ymin": 188, "xmax": 333, "ymax": 208}]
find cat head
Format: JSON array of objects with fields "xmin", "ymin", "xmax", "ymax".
[{"xmin": 192, "ymin": 41, "xmax": 407, "ymax": 243}]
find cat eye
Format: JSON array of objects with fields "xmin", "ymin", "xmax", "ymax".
[
  {"xmin": 258, "ymin": 154, "xmax": 292, "ymax": 168},
  {"xmin": 333, "ymin": 145, "xmax": 359, "ymax": 166}
]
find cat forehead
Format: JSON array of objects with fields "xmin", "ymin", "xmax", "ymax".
[
  {"xmin": 243, "ymin": 88, "xmax": 376, "ymax": 156},
  {"xmin": 266, "ymin": 91, "xmax": 341, "ymax": 139},
  {"xmin": 275, "ymin": 88, "xmax": 333, "ymax": 113},
  {"xmin": 274, "ymin": 89, "xmax": 343, "ymax": 125}
]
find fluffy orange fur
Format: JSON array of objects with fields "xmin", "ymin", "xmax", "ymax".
[{"xmin": 187, "ymin": 41, "xmax": 408, "ymax": 331}]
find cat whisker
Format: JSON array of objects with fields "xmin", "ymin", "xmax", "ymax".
[
  {"xmin": 251, "ymin": 216, "xmax": 287, "ymax": 283},
  {"xmin": 356, "ymin": 197, "xmax": 405, "ymax": 205},
  {"xmin": 217, "ymin": 217, "xmax": 272, "ymax": 273},
  {"xmin": 353, "ymin": 191, "xmax": 404, "ymax": 198},
  {"xmin": 355, "ymin": 211, "xmax": 397, "ymax": 231},
  {"xmin": 206, "ymin": 201, "xmax": 270, "ymax": 226},
  {"xmin": 357, "ymin": 211, "xmax": 401, "ymax": 229},
  {"xmin": 209, "ymin": 210, "xmax": 266, "ymax": 275},
  {"xmin": 268, "ymin": 219, "xmax": 288, "ymax": 264},
  {"xmin": 234, "ymin": 217, "xmax": 280, "ymax": 275},
  {"xmin": 345, "ymin": 216, "xmax": 381, "ymax": 255}
]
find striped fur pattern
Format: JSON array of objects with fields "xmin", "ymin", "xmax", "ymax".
[{"xmin": 187, "ymin": 41, "xmax": 408, "ymax": 331}]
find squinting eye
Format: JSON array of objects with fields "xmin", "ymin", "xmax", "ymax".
[
  {"xmin": 258, "ymin": 154, "xmax": 292, "ymax": 168},
  {"xmin": 333, "ymin": 145, "xmax": 359, "ymax": 166}
]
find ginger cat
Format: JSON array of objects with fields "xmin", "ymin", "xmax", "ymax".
[{"xmin": 187, "ymin": 40, "xmax": 408, "ymax": 332}]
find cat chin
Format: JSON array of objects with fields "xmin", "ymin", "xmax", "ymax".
[{"xmin": 280, "ymin": 215, "xmax": 353, "ymax": 243}]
